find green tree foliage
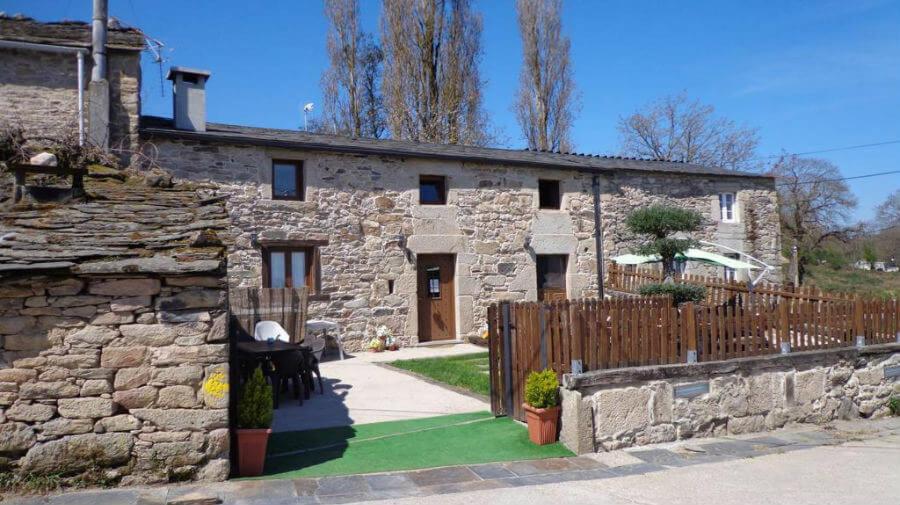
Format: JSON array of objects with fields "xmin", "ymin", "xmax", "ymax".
[
  {"xmin": 524, "ymin": 369, "xmax": 559, "ymax": 409},
  {"xmin": 625, "ymin": 205, "xmax": 703, "ymax": 277},
  {"xmin": 237, "ymin": 367, "xmax": 273, "ymax": 430},
  {"xmin": 862, "ymin": 242, "xmax": 878, "ymax": 269}
]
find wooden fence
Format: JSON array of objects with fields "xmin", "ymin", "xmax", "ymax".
[
  {"xmin": 606, "ymin": 262, "xmax": 856, "ymax": 305},
  {"xmin": 488, "ymin": 294, "xmax": 900, "ymax": 421},
  {"xmin": 229, "ymin": 287, "xmax": 309, "ymax": 343}
]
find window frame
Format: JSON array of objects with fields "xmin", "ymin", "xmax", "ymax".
[
  {"xmin": 271, "ymin": 160, "xmax": 305, "ymax": 201},
  {"xmin": 719, "ymin": 192, "xmax": 737, "ymax": 223},
  {"xmin": 261, "ymin": 245, "xmax": 319, "ymax": 292},
  {"xmin": 419, "ymin": 175, "xmax": 448, "ymax": 205},
  {"xmin": 538, "ymin": 179, "xmax": 562, "ymax": 210}
]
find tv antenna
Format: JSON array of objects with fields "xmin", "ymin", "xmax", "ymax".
[{"xmin": 302, "ymin": 103, "xmax": 314, "ymax": 131}]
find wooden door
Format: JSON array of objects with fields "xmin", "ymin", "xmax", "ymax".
[
  {"xmin": 417, "ymin": 254, "xmax": 456, "ymax": 341},
  {"xmin": 537, "ymin": 254, "xmax": 568, "ymax": 302}
]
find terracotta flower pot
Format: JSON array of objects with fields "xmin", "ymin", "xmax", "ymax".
[
  {"xmin": 523, "ymin": 404, "xmax": 560, "ymax": 445},
  {"xmin": 236, "ymin": 428, "xmax": 271, "ymax": 476}
]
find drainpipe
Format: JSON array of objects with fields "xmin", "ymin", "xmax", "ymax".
[
  {"xmin": 592, "ymin": 175, "xmax": 605, "ymax": 299},
  {"xmin": 0, "ymin": 40, "xmax": 88, "ymax": 145},
  {"xmin": 88, "ymin": 0, "xmax": 110, "ymax": 149}
]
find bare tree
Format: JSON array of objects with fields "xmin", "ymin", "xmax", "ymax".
[
  {"xmin": 768, "ymin": 155, "xmax": 858, "ymax": 281},
  {"xmin": 618, "ymin": 92, "xmax": 760, "ymax": 170},
  {"xmin": 381, "ymin": 0, "xmax": 490, "ymax": 145},
  {"xmin": 321, "ymin": 0, "xmax": 386, "ymax": 138},
  {"xmin": 514, "ymin": 0, "xmax": 578, "ymax": 152},
  {"xmin": 875, "ymin": 189, "xmax": 900, "ymax": 227}
]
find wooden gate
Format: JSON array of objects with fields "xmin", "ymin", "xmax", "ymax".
[{"xmin": 229, "ymin": 287, "xmax": 309, "ymax": 342}]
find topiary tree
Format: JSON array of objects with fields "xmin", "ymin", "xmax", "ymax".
[
  {"xmin": 625, "ymin": 204, "xmax": 703, "ymax": 278},
  {"xmin": 524, "ymin": 369, "xmax": 559, "ymax": 409},
  {"xmin": 237, "ymin": 367, "xmax": 273, "ymax": 430}
]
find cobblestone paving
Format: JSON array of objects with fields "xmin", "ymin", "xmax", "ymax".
[{"xmin": 8, "ymin": 417, "xmax": 899, "ymax": 505}]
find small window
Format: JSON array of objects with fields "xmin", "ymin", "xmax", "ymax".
[
  {"xmin": 272, "ymin": 160, "xmax": 304, "ymax": 200},
  {"xmin": 719, "ymin": 193, "xmax": 736, "ymax": 222},
  {"xmin": 426, "ymin": 267, "xmax": 442, "ymax": 298},
  {"xmin": 419, "ymin": 175, "xmax": 447, "ymax": 205},
  {"xmin": 538, "ymin": 179, "xmax": 561, "ymax": 209},
  {"xmin": 263, "ymin": 246, "xmax": 317, "ymax": 292},
  {"xmin": 723, "ymin": 253, "xmax": 740, "ymax": 281}
]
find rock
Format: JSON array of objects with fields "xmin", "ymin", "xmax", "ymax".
[
  {"xmin": 89, "ymin": 279, "xmax": 161, "ymax": 296},
  {"xmin": 727, "ymin": 415, "xmax": 766, "ymax": 435},
  {"xmin": 0, "ymin": 316, "xmax": 35, "ymax": 334},
  {"xmin": 30, "ymin": 152, "xmax": 58, "ymax": 166},
  {"xmin": 46, "ymin": 353, "xmax": 100, "ymax": 369},
  {"xmin": 95, "ymin": 414, "xmax": 141, "ymax": 432},
  {"xmin": 207, "ymin": 313, "xmax": 227, "ymax": 343},
  {"xmin": 50, "ymin": 295, "xmax": 108, "ymax": 308},
  {"xmin": 135, "ymin": 313, "xmax": 156, "ymax": 324},
  {"xmin": 19, "ymin": 381, "xmax": 80, "ymax": 399},
  {"xmin": 47, "ymin": 279, "xmax": 85, "ymax": 296},
  {"xmin": 0, "ymin": 368, "xmax": 37, "ymax": 383},
  {"xmin": 795, "ymin": 369, "xmax": 827, "ymax": 405},
  {"xmin": 58, "ymin": 397, "xmax": 116, "ymax": 418},
  {"xmin": 38, "ymin": 418, "xmax": 94, "ymax": 436},
  {"xmin": 200, "ymin": 365, "xmax": 229, "ymax": 409},
  {"xmin": 12, "ymin": 357, "xmax": 46, "ymax": 368},
  {"xmin": 593, "ymin": 387, "xmax": 652, "ymax": 437},
  {"xmin": 38, "ymin": 367, "xmax": 70, "ymax": 381},
  {"xmin": 151, "ymin": 441, "xmax": 205, "ymax": 466},
  {"xmin": 81, "ymin": 379, "xmax": 113, "ymax": 395},
  {"xmin": 115, "ymin": 367, "xmax": 152, "ymax": 390},
  {"xmin": 157, "ymin": 385, "xmax": 198, "ymax": 408},
  {"xmin": 113, "ymin": 386, "xmax": 158, "ymax": 409},
  {"xmin": 62, "ymin": 305, "xmax": 98, "ymax": 318},
  {"xmin": 101, "ymin": 346, "xmax": 149, "ymax": 368},
  {"xmin": 110, "ymin": 296, "xmax": 152, "ymax": 312},
  {"xmin": 3, "ymin": 333, "xmax": 50, "ymax": 351},
  {"xmin": 66, "ymin": 325, "xmax": 120, "ymax": 346},
  {"xmin": 855, "ymin": 368, "xmax": 884, "ymax": 386},
  {"xmin": 6, "ymin": 402, "xmax": 56, "ymax": 422},
  {"xmin": 196, "ymin": 458, "xmax": 230, "ymax": 481},
  {"xmin": 119, "ymin": 323, "xmax": 207, "ymax": 346},
  {"xmin": 152, "ymin": 345, "xmax": 227, "ymax": 366},
  {"xmin": 0, "ymin": 422, "xmax": 36, "ymax": 454},
  {"xmin": 158, "ymin": 310, "xmax": 211, "ymax": 323},
  {"xmin": 151, "ymin": 365, "xmax": 203, "ymax": 386},
  {"xmin": 90, "ymin": 311, "xmax": 135, "ymax": 325},
  {"xmin": 165, "ymin": 277, "xmax": 222, "ymax": 288},
  {"xmin": 20, "ymin": 433, "xmax": 133, "ymax": 474},
  {"xmin": 131, "ymin": 408, "xmax": 228, "ymax": 431},
  {"xmin": 205, "ymin": 428, "xmax": 229, "ymax": 459}
]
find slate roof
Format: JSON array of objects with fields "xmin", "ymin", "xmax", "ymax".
[
  {"xmin": 0, "ymin": 13, "xmax": 145, "ymax": 50},
  {"xmin": 140, "ymin": 116, "xmax": 773, "ymax": 180},
  {"xmin": 0, "ymin": 168, "xmax": 228, "ymax": 278}
]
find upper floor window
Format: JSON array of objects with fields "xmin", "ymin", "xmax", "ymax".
[
  {"xmin": 272, "ymin": 160, "xmax": 304, "ymax": 200},
  {"xmin": 538, "ymin": 179, "xmax": 561, "ymax": 209},
  {"xmin": 262, "ymin": 246, "xmax": 318, "ymax": 292},
  {"xmin": 719, "ymin": 193, "xmax": 736, "ymax": 222},
  {"xmin": 419, "ymin": 175, "xmax": 447, "ymax": 205}
]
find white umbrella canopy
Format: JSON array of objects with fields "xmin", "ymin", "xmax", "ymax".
[{"xmin": 612, "ymin": 249, "xmax": 759, "ymax": 270}]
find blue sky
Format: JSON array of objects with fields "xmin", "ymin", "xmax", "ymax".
[{"xmin": 6, "ymin": 0, "xmax": 899, "ymax": 221}]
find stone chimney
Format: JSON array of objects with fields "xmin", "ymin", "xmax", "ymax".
[{"xmin": 166, "ymin": 67, "xmax": 211, "ymax": 132}]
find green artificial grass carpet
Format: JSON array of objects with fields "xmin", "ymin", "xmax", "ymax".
[
  {"xmin": 388, "ymin": 352, "xmax": 490, "ymax": 397},
  {"xmin": 258, "ymin": 411, "xmax": 572, "ymax": 478}
]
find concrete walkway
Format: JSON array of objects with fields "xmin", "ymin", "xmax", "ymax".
[
  {"xmin": 10, "ymin": 417, "xmax": 899, "ymax": 504},
  {"xmin": 272, "ymin": 344, "xmax": 488, "ymax": 432}
]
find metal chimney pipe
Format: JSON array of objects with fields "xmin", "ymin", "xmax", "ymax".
[{"xmin": 91, "ymin": 0, "xmax": 108, "ymax": 81}]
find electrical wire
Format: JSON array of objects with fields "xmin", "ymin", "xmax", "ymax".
[
  {"xmin": 753, "ymin": 139, "xmax": 900, "ymax": 161},
  {"xmin": 774, "ymin": 169, "xmax": 900, "ymax": 187}
]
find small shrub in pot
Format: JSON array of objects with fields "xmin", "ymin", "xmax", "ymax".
[
  {"xmin": 236, "ymin": 367, "xmax": 274, "ymax": 476},
  {"xmin": 638, "ymin": 282, "xmax": 706, "ymax": 305},
  {"xmin": 523, "ymin": 369, "xmax": 560, "ymax": 445}
]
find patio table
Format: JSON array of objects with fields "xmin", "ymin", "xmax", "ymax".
[{"xmin": 237, "ymin": 340, "xmax": 309, "ymax": 356}]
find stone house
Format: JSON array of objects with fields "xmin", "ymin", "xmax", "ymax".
[
  {"xmin": 0, "ymin": 167, "xmax": 230, "ymax": 483},
  {"xmin": 0, "ymin": 16, "xmax": 782, "ymax": 351}
]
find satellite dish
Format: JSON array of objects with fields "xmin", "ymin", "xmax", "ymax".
[{"xmin": 303, "ymin": 103, "xmax": 315, "ymax": 112}]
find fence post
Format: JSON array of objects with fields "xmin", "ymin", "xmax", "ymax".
[
  {"xmin": 853, "ymin": 297, "xmax": 865, "ymax": 347},
  {"xmin": 501, "ymin": 302, "xmax": 514, "ymax": 416},
  {"xmin": 539, "ymin": 305, "xmax": 547, "ymax": 370},
  {"xmin": 683, "ymin": 302, "xmax": 698, "ymax": 363}
]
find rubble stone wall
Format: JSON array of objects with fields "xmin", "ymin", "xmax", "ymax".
[
  {"xmin": 147, "ymin": 138, "xmax": 781, "ymax": 350},
  {"xmin": 559, "ymin": 345, "xmax": 900, "ymax": 454},
  {"xmin": 0, "ymin": 272, "xmax": 229, "ymax": 484},
  {"xmin": 0, "ymin": 47, "xmax": 141, "ymax": 154}
]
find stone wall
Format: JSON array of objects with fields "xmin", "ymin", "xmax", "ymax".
[
  {"xmin": 145, "ymin": 137, "xmax": 781, "ymax": 350},
  {"xmin": 0, "ymin": 47, "xmax": 141, "ymax": 155},
  {"xmin": 559, "ymin": 345, "xmax": 900, "ymax": 454},
  {"xmin": 0, "ymin": 272, "xmax": 229, "ymax": 484}
]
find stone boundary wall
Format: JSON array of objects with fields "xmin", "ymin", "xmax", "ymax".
[
  {"xmin": 0, "ymin": 273, "xmax": 229, "ymax": 484},
  {"xmin": 559, "ymin": 344, "xmax": 900, "ymax": 454}
]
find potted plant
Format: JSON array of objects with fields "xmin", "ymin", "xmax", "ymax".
[
  {"xmin": 368, "ymin": 337, "xmax": 385, "ymax": 352},
  {"xmin": 377, "ymin": 325, "xmax": 399, "ymax": 351},
  {"xmin": 523, "ymin": 369, "xmax": 560, "ymax": 445},
  {"xmin": 236, "ymin": 367, "xmax": 273, "ymax": 476}
]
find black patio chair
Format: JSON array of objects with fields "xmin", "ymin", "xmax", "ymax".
[
  {"xmin": 302, "ymin": 334, "xmax": 326, "ymax": 395},
  {"xmin": 269, "ymin": 351, "xmax": 308, "ymax": 408}
]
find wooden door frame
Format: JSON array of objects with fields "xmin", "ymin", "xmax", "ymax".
[{"xmin": 416, "ymin": 254, "xmax": 457, "ymax": 342}]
